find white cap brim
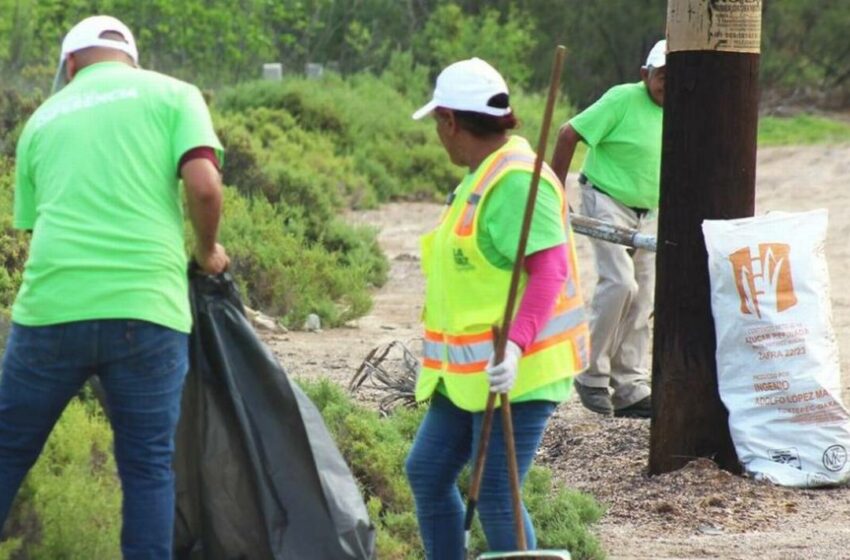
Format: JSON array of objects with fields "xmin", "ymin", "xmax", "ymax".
[
  {"xmin": 412, "ymin": 100, "xmax": 438, "ymax": 120},
  {"xmin": 412, "ymin": 99, "xmax": 514, "ymax": 120}
]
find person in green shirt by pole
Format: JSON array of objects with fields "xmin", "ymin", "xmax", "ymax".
[{"xmin": 551, "ymin": 40, "xmax": 666, "ymax": 418}]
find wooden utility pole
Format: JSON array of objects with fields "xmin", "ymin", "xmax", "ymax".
[{"xmin": 650, "ymin": 0, "xmax": 763, "ymax": 474}]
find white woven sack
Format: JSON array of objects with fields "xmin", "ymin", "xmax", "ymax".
[{"xmin": 703, "ymin": 209, "xmax": 850, "ymax": 487}]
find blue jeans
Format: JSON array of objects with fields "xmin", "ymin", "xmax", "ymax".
[
  {"xmin": 0, "ymin": 320, "xmax": 188, "ymax": 559},
  {"xmin": 405, "ymin": 393, "xmax": 556, "ymax": 559}
]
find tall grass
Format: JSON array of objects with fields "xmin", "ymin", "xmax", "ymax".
[{"xmin": 758, "ymin": 114, "xmax": 850, "ymax": 146}]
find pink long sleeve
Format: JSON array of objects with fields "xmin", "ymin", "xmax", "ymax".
[{"xmin": 508, "ymin": 244, "xmax": 570, "ymax": 351}]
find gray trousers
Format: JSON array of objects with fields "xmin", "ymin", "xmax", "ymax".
[{"xmin": 576, "ymin": 185, "xmax": 656, "ymax": 409}]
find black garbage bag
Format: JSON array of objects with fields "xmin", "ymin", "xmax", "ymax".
[{"xmin": 174, "ymin": 271, "xmax": 375, "ymax": 559}]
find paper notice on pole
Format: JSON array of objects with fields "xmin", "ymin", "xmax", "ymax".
[{"xmin": 668, "ymin": 0, "xmax": 762, "ymax": 54}]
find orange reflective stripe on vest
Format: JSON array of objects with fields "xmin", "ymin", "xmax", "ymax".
[
  {"xmin": 455, "ymin": 152, "xmax": 562, "ymax": 237},
  {"xmin": 422, "ymin": 294, "xmax": 588, "ymax": 375}
]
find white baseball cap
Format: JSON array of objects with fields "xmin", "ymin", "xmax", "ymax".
[
  {"xmin": 412, "ymin": 57, "xmax": 511, "ymax": 120},
  {"xmin": 644, "ymin": 39, "xmax": 667, "ymax": 69},
  {"xmin": 52, "ymin": 15, "xmax": 138, "ymax": 93},
  {"xmin": 59, "ymin": 15, "xmax": 139, "ymax": 65}
]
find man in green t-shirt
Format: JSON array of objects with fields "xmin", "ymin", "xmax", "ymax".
[
  {"xmin": 0, "ymin": 16, "xmax": 228, "ymax": 557},
  {"xmin": 551, "ymin": 40, "xmax": 666, "ymax": 419}
]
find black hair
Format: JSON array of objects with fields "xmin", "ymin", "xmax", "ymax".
[{"xmin": 452, "ymin": 93, "xmax": 518, "ymax": 138}]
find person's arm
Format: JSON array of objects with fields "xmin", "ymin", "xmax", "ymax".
[
  {"xmin": 551, "ymin": 124, "xmax": 583, "ymax": 185},
  {"xmin": 172, "ymin": 84, "xmax": 228, "ymax": 274},
  {"xmin": 507, "ymin": 244, "xmax": 569, "ymax": 350},
  {"xmin": 181, "ymin": 158, "xmax": 228, "ymax": 274},
  {"xmin": 486, "ymin": 244, "xmax": 569, "ymax": 393}
]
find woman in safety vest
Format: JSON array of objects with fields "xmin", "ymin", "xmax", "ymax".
[{"xmin": 405, "ymin": 58, "xmax": 590, "ymax": 558}]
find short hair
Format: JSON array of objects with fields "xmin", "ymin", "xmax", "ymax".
[{"xmin": 452, "ymin": 93, "xmax": 518, "ymax": 138}]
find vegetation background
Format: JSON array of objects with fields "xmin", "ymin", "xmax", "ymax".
[
  {"xmin": 0, "ymin": 1, "xmax": 849, "ymax": 557},
  {"xmin": 2, "ymin": 0, "xmax": 850, "ymax": 108}
]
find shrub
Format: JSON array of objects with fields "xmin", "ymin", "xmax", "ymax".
[
  {"xmin": 413, "ymin": 4, "xmax": 537, "ymax": 89},
  {"xmin": 0, "ymin": 89, "xmax": 41, "ymax": 158},
  {"xmin": 301, "ymin": 379, "xmax": 605, "ymax": 560},
  {"xmin": 379, "ymin": 50, "xmax": 431, "ymax": 102},
  {"xmin": 214, "ymin": 117, "xmax": 278, "ymax": 199},
  {"xmin": 214, "ymin": 76, "xmax": 457, "ymax": 202},
  {"xmin": 214, "ymin": 188, "xmax": 383, "ymax": 328},
  {"xmin": 216, "ymin": 79, "xmax": 349, "ymax": 137},
  {"xmin": 524, "ymin": 469, "xmax": 606, "ymax": 559},
  {"xmin": 215, "ymin": 105, "xmax": 375, "ymax": 215},
  {"xmin": 3, "ymin": 399, "xmax": 121, "ymax": 559},
  {"xmin": 0, "ymin": 537, "xmax": 21, "ymax": 559},
  {"xmin": 0, "ymin": 158, "xmax": 28, "ymax": 313},
  {"xmin": 215, "ymin": 73, "xmax": 580, "ymax": 207}
]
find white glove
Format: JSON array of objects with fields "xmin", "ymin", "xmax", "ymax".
[{"xmin": 485, "ymin": 341, "xmax": 522, "ymax": 393}]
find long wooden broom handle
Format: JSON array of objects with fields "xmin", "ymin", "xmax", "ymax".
[{"xmin": 468, "ymin": 45, "xmax": 568, "ymax": 552}]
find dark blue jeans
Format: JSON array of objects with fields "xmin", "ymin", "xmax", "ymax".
[
  {"xmin": 405, "ymin": 393, "xmax": 556, "ymax": 559},
  {"xmin": 0, "ymin": 320, "xmax": 188, "ymax": 559}
]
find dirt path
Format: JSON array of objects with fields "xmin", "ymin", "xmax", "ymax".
[{"xmin": 267, "ymin": 145, "xmax": 850, "ymax": 559}]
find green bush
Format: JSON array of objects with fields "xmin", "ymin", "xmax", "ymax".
[
  {"xmin": 0, "ymin": 89, "xmax": 41, "ymax": 158},
  {"xmin": 216, "ymin": 80, "xmax": 350, "ymax": 137},
  {"xmin": 0, "ymin": 157, "xmax": 28, "ymax": 313},
  {"xmin": 379, "ymin": 50, "xmax": 431, "ymax": 102},
  {"xmin": 413, "ymin": 3, "xmax": 537, "ymax": 89},
  {"xmin": 3, "ymin": 399, "xmax": 121, "ymax": 559},
  {"xmin": 215, "ymin": 188, "xmax": 383, "ymax": 328},
  {"xmin": 758, "ymin": 114, "xmax": 850, "ymax": 146},
  {"xmin": 0, "ymin": 537, "xmax": 22, "ymax": 559},
  {"xmin": 215, "ymin": 76, "xmax": 457, "ymax": 202},
  {"xmin": 302, "ymin": 379, "xmax": 605, "ymax": 560},
  {"xmin": 523, "ymin": 469, "xmax": 606, "ymax": 558}
]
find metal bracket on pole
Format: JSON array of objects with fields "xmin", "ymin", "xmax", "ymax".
[{"xmin": 570, "ymin": 213, "xmax": 657, "ymax": 252}]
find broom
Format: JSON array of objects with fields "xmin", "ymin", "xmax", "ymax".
[{"xmin": 464, "ymin": 45, "xmax": 572, "ymax": 560}]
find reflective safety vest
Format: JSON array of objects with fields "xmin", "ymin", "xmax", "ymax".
[{"xmin": 416, "ymin": 136, "xmax": 590, "ymax": 412}]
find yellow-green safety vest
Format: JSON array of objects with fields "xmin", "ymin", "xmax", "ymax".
[{"xmin": 416, "ymin": 136, "xmax": 590, "ymax": 412}]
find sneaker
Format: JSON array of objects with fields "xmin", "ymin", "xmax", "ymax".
[
  {"xmin": 614, "ymin": 395, "xmax": 652, "ymax": 419},
  {"xmin": 574, "ymin": 381, "xmax": 614, "ymax": 416}
]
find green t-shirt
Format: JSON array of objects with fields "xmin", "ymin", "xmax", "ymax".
[
  {"xmin": 476, "ymin": 169, "xmax": 572, "ymax": 403},
  {"xmin": 13, "ymin": 62, "xmax": 223, "ymax": 333},
  {"xmin": 569, "ymin": 82, "xmax": 663, "ymax": 209},
  {"xmin": 477, "ymin": 169, "xmax": 566, "ymax": 269}
]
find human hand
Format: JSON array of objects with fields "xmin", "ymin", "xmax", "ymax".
[
  {"xmin": 194, "ymin": 242, "xmax": 230, "ymax": 275},
  {"xmin": 485, "ymin": 340, "xmax": 522, "ymax": 393}
]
